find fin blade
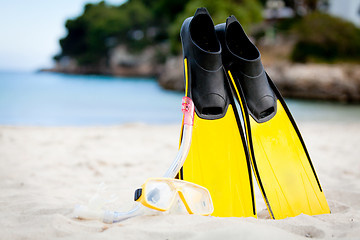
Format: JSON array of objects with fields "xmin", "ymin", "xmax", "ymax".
[
  {"xmin": 183, "ymin": 105, "xmax": 256, "ymax": 217},
  {"xmin": 250, "ymin": 101, "xmax": 330, "ymax": 219}
]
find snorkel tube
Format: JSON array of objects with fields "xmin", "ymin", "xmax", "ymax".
[
  {"xmin": 73, "ymin": 97, "xmax": 195, "ymax": 223},
  {"xmin": 163, "ymin": 96, "xmax": 194, "ymax": 178}
]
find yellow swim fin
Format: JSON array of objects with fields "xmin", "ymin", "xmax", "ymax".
[
  {"xmin": 216, "ymin": 16, "xmax": 330, "ymax": 219},
  {"xmin": 178, "ymin": 8, "xmax": 256, "ymax": 218}
]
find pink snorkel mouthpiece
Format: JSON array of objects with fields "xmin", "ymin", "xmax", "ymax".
[{"xmin": 181, "ymin": 97, "xmax": 194, "ymax": 126}]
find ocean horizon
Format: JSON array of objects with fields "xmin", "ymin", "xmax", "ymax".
[
  {"xmin": 0, "ymin": 71, "xmax": 184, "ymax": 125},
  {"xmin": 1, "ymin": 71, "xmax": 359, "ymax": 126}
]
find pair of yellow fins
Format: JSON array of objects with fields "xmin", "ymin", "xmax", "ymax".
[{"xmin": 178, "ymin": 8, "xmax": 330, "ymax": 219}]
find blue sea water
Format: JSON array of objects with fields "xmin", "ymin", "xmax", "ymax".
[
  {"xmin": 0, "ymin": 71, "xmax": 359, "ymax": 126},
  {"xmin": 0, "ymin": 71, "xmax": 183, "ymax": 125}
]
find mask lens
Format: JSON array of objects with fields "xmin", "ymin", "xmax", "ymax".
[
  {"xmin": 182, "ymin": 184, "xmax": 213, "ymax": 215},
  {"xmin": 144, "ymin": 180, "xmax": 176, "ymax": 210}
]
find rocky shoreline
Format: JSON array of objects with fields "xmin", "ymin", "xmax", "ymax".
[
  {"xmin": 44, "ymin": 46, "xmax": 360, "ymax": 103},
  {"xmin": 267, "ymin": 63, "xmax": 360, "ymax": 102},
  {"xmin": 158, "ymin": 56, "xmax": 360, "ymax": 103}
]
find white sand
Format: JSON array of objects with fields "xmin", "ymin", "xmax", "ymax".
[{"xmin": 0, "ymin": 122, "xmax": 359, "ymax": 239}]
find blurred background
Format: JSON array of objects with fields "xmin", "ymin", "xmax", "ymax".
[{"xmin": 1, "ymin": 0, "xmax": 360, "ymax": 126}]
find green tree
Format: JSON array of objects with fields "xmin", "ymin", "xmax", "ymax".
[
  {"xmin": 55, "ymin": 0, "xmax": 262, "ymax": 66},
  {"xmin": 57, "ymin": 1, "xmax": 154, "ymax": 66},
  {"xmin": 291, "ymin": 12, "xmax": 360, "ymax": 62}
]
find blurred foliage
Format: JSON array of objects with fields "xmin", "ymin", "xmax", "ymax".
[
  {"xmin": 291, "ymin": 12, "xmax": 360, "ymax": 62},
  {"xmin": 57, "ymin": 0, "xmax": 357, "ymax": 67},
  {"xmin": 56, "ymin": 0, "xmax": 190, "ymax": 65},
  {"xmin": 55, "ymin": 0, "xmax": 263, "ymax": 66}
]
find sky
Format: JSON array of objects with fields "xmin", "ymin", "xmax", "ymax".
[{"xmin": 0, "ymin": 0, "xmax": 126, "ymax": 72}]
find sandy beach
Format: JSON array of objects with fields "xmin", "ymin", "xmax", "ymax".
[{"xmin": 1, "ymin": 121, "xmax": 360, "ymax": 239}]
